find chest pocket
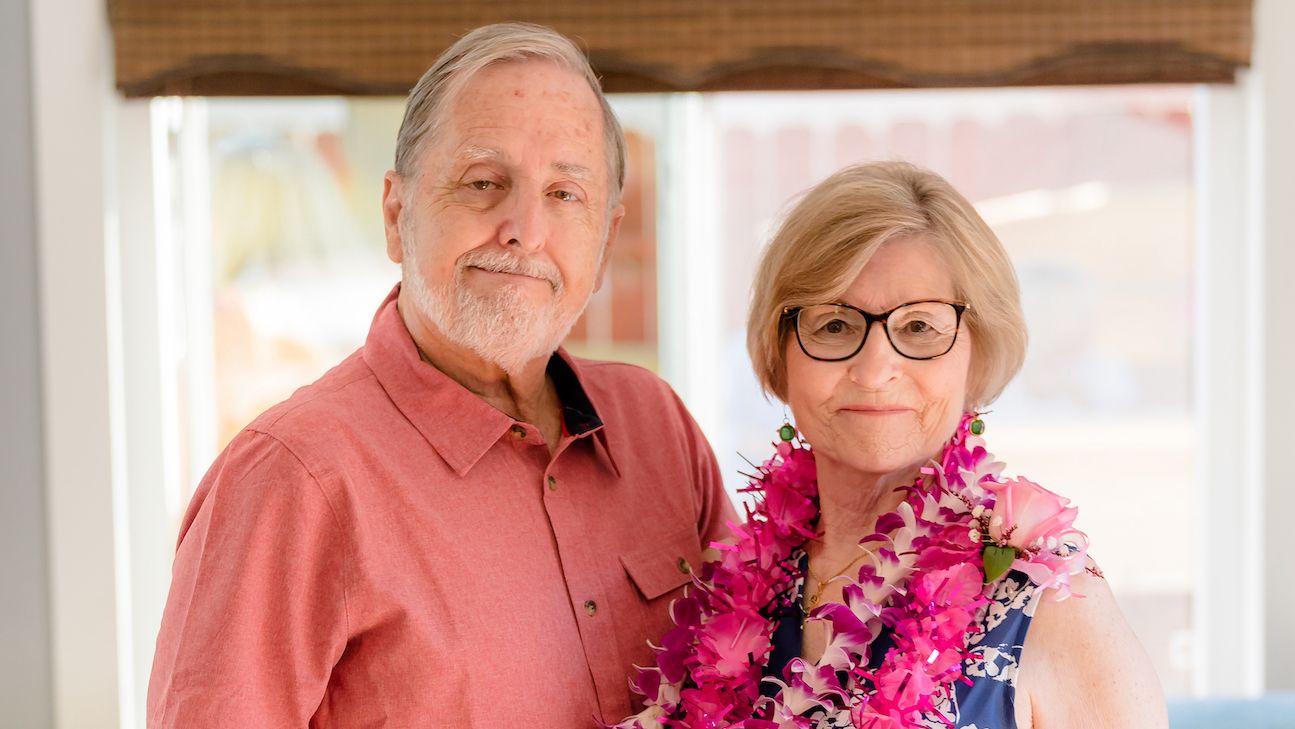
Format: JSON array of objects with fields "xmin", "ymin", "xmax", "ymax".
[{"xmin": 620, "ymin": 526, "xmax": 702, "ymax": 601}]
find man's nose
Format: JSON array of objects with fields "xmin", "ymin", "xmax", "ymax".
[{"xmin": 497, "ymin": 188, "xmax": 548, "ymax": 254}]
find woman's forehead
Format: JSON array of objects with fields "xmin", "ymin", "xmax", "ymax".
[{"xmin": 838, "ymin": 236, "xmax": 958, "ymax": 309}]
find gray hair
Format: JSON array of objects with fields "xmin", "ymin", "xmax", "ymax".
[{"xmin": 393, "ymin": 22, "xmax": 626, "ymax": 207}]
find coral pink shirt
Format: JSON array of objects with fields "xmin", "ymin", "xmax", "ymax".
[{"xmin": 147, "ymin": 286, "xmax": 736, "ymax": 728}]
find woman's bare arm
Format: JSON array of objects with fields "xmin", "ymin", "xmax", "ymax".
[{"xmin": 1015, "ymin": 571, "xmax": 1168, "ymax": 729}]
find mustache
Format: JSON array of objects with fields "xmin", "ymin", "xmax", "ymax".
[{"xmin": 456, "ymin": 249, "xmax": 564, "ymax": 292}]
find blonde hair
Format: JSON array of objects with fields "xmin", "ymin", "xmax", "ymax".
[
  {"xmin": 393, "ymin": 22, "xmax": 626, "ymax": 206},
  {"xmin": 747, "ymin": 161, "xmax": 1026, "ymax": 408}
]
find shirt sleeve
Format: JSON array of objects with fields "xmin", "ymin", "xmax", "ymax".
[
  {"xmin": 664, "ymin": 386, "xmax": 739, "ymax": 550},
  {"xmin": 147, "ymin": 429, "xmax": 349, "ymax": 729},
  {"xmin": 692, "ymin": 425, "xmax": 739, "ymax": 550}
]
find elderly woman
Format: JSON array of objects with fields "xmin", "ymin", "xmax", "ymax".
[{"xmin": 616, "ymin": 162, "xmax": 1165, "ymax": 729}]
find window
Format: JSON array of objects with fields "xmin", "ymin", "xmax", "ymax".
[{"xmin": 156, "ymin": 85, "xmax": 1196, "ymax": 698}]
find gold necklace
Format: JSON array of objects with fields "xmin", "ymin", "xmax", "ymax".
[{"xmin": 805, "ymin": 550, "xmax": 871, "ymax": 608}]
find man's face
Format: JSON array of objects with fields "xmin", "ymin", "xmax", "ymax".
[{"xmin": 383, "ymin": 59, "xmax": 623, "ymax": 374}]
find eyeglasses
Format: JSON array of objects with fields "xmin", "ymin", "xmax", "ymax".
[{"xmin": 783, "ymin": 300, "xmax": 969, "ymax": 361}]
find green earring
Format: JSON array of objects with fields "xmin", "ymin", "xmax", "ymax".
[
  {"xmin": 969, "ymin": 416, "xmax": 985, "ymax": 436},
  {"xmin": 779, "ymin": 408, "xmax": 796, "ymax": 442}
]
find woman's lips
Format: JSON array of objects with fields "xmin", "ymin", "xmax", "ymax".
[{"xmin": 839, "ymin": 406, "xmax": 913, "ymax": 415}]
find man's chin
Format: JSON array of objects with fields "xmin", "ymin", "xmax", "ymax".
[
  {"xmin": 407, "ymin": 277, "xmax": 576, "ymax": 374},
  {"xmin": 469, "ymin": 282, "xmax": 561, "ymax": 314},
  {"xmin": 457, "ymin": 304, "xmax": 571, "ymax": 369},
  {"xmin": 467, "ymin": 329, "xmax": 559, "ymax": 376}
]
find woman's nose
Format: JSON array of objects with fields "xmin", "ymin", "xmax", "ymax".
[{"xmin": 847, "ymin": 320, "xmax": 903, "ymax": 389}]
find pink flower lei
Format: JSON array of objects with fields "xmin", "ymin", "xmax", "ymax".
[{"xmin": 612, "ymin": 413, "xmax": 1090, "ymax": 729}]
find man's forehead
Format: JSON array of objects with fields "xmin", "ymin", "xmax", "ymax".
[
  {"xmin": 469, "ymin": 58, "xmax": 587, "ymax": 92},
  {"xmin": 449, "ymin": 144, "xmax": 596, "ymax": 181},
  {"xmin": 421, "ymin": 61, "xmax": 609, "ymax": 181},
  {"xmin": 461, "ymin": 145, "xmax": 499, "ymax": 162},
  {"xmin": 446, "ymin": 64, "xmax": 593, "ymax": 114}
]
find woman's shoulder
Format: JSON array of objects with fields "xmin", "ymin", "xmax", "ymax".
[{"xmin": 1014, "ymin": 568, "xmax": 1168, "ymax": 729}]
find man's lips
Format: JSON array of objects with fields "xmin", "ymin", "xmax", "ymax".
[
  {"xmin": 466, "ymin": 266, "xmax": 551, "ymax": 284},
  {"xmin": 469, "ymin": 265, "xmax": 534, "ymax": 277}
]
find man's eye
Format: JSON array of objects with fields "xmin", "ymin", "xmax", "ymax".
[
  {"xmin": 552, "ymin": 189, "xmax": 578, "ymax": 202},
  {"xmin": 469, "ymin": 180, "xmax": 496, "ymax": 191}
]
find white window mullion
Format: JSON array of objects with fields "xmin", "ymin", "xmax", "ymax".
[
  {"xmin": 1255, "ymin": 0, "xmax": 1295, "ymax": 694},
  {"xmin": 1191, "ymin": 81, "xmax": 1265, "ymax": 697}
]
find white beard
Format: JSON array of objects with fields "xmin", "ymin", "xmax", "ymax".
[{"xmin": 402, "ymin": 245, "xmax": 582, "ymax": 377}]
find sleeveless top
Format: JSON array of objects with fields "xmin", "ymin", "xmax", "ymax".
[{"xmin": 763, "ymin": 551, "xmax": 1041, "ymax": 729}]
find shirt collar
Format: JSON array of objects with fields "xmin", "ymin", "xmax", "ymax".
[
  {"xmin": 549, "ymin": 348, "xmax": 622, "ymax": 478},
  {"xmin": 363, "ymin": 285, "xmax": 621, "ymax": 478}
]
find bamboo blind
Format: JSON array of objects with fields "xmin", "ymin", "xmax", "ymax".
[{"xmin": 108, "ymin": 1, "xmax": 1253, "ymax": 97}]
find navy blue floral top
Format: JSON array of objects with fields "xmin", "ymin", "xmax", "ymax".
[{"xmin": 764, "ymin": 552, "xmax": 1040, "ymax": 729}]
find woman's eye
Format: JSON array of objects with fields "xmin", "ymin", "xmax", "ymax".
[
  {"xmin": 822, "ymin": 319, "xmax": 850, "ymax": 335},
  {"xmin": 901, "ymin": 319, "xmax": 936, "ymax": 335},
  {"xmin": 469, "ymin": 180, "xmax": 496, "ymax": 191}
]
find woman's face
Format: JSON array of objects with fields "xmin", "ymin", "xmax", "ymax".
[{"xmin": 784, "ymin": 235, "xmax": 972, "ymax": 482}]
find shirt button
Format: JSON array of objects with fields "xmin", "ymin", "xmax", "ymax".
[
  {"xmin": 677, "ymin": 557, "xmax": 692, "ymax": 574},
  {"xmin": 583, "ymin": 599, "xmax": 597, "ymax": 617},
  {"xmin": 510, "ymin": 425, "xmax": 526, "ymax": 439},
  {"xmin": 547, "ymin": 475, "xmax": 558, "ymax": 491}
]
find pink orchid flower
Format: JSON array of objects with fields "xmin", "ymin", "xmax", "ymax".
[{"xmin": 693, "ymin": 610, "xmax": 772, "ymax": 681}]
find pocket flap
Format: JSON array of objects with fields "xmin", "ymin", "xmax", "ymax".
[{"xmin": 620, "ymin": 527, "xmax": 702, "ymax": 601}]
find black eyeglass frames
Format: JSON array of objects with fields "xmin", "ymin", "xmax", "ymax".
[{"xmin": 782, "ymin": 300, "xmax": 969, "ymax": 361}]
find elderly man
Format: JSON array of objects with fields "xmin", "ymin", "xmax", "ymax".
[{"xmin": 147, "ymin": 22, "xmax": 736, "ymax": 728}]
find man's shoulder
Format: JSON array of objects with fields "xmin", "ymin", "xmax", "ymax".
[
  {"xmin": 567, "ymin": 355, "xmax": 702, "ymax": 433},
  {"xmin": 183, "ymin": 350, "xmax": 390, "ymax": 535},
  {"xmin": 569, "ymin": 356, "xmax": 678, "ymax": 405},
  {"xmin": 244, "ymin": 348, "xmax": 385, "ymax": 442},
  {"xmin": 571, "ymin": 356, "xmax": 667, "ymax": 385}
]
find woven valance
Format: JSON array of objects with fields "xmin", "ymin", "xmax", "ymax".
[{"xmin": 109, "ymin": 1, "xmax": 1253, "ymax": 97}]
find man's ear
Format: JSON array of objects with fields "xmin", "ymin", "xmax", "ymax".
[
  {"xmin": 593, "ymin": 203, "xmax": 626, "ymax": 293},
  {"xmin": 382, "ymin": 171, "xmax": 406, "ymax": 264}
]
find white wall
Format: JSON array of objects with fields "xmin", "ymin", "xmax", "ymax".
[
  {"xmin": 1257, "ymin": 0, "xmax": 1295, "ymax": 692},
  {"xmin": 28, "ymin": 0, "xmax": 125, "ymax": 725},
  {"xmin": 0, "ymin": 0, "xmax": 54, "ymax": 724}
]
